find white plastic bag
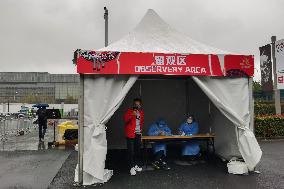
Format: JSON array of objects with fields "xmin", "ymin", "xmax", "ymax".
[{"xmin": 227, "ymin": 158, "xmax": 248, "ymax": 175}]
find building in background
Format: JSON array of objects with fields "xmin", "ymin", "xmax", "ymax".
[{"xmin": 0, "ymin": 72, "xmax": 79, "ymax": 103}]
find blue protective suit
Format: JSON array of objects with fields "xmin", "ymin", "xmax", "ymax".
[
  {"xmin": 179, "ymin": 121, "xmax": 200, "ymax": 156},
  {"xmin": 148, "ymin": 119, "xmax": 172, "ymax": 156}
]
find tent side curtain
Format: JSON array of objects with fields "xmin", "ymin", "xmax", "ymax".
[
  {"xmin": 74, "ymin": 75, "xmax": 138, "ymax": 185},
  {"xmin": 192, "ymin": 76, "xmax": 262, "ymax": 170}
]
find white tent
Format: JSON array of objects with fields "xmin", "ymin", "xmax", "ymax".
[{"xmin": 74, "ymin": 9, "xmax": 262, "ymax": 185}]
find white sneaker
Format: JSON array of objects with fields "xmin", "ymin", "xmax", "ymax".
[
  {"xmin": 134, "ymin": 165, "xmax": 142, "ymax": 172},
  {"xmin": 130, "ymin": 167, "xmax": 136, "ymax": 176}
]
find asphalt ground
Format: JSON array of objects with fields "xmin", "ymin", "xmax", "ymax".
[
  {"xmin": 48, "ymin": 140, "xmax": 284, "ymax": 189},
  {"xmin": 0, "ymin": 150, "xmax": 71, "ymax": 189},
  {"xmin": 0, "ymin": 123, "xmax": 71, "ymax": 189}
]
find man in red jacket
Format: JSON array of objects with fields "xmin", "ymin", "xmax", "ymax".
[{"xmin": 124, "ymin": 98, "xmax": 144, "ymax": 176}]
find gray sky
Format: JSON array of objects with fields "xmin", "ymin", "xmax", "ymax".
[{"xmin": 0, "ymin": 0, "xmax": 283, "ymax": 80}]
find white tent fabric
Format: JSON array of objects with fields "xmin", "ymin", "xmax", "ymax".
[
  {"xmin": 99, "ymin": 10, "xmax": 229, "ymax": 54},
  {"xmin": 192, "ymin": 76, "xmax": 262, "ymax": 170},
  {"xmin": 78, "ymin": 9, "xmax": 262, "ymax": 184},
  {"xmin": 75, "ymin": 75, "xmax": 138, "ymax": 185}
]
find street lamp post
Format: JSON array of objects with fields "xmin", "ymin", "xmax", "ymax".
[
  {"xmin": 104, "ymin": 7, "xmax": 108, "ymax": 47},
  {"xmin": 7, "ymin": 98, "xmax": 9, "ymax": 113},
  {"xmin": 36, "ymin": 91, "xmax": 40, "ymax": 103},
  {"xmin": 14, "ymin": 91, "xmax": 18, "ymax": 102}
]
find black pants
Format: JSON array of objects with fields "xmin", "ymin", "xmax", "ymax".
[
  {"xmin": 38, "ymin": 121, "xmax": 47, "ymax": 139},
  {"xmin": 182, "ymin": 153, "xmax": 201, "ymax": 161},
  {"xmin": 126, "ymin": 134, "xmax": 141, "ymax": 168},
  {"xmin": 154, "ymin": 150, "xmax": 165, "ymax": 162}
]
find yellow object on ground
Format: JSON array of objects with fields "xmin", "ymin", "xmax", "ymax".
[{"xmin": 57, "ymin": 121, "xmax": 78, "ymax": 144}]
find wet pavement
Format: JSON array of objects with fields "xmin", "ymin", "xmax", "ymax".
[
  {"xmin": 255, "ymin": 140, "xmax": 284, "ymax": 189},
  {"xmin": 0, "ymin": 120, "xmax": 283, "ymax": 189},
  {"xmin": 0, "ymin": 122, "xmax": 55, "ymax": 151},
  {"xmin": 0, "ymin": 119, "xmax": 75, "ymax": 151},
  {"xmin": 49, "ymin": 140, "xmax": 284, "ymax": 189},
  {"xmin": 0, "ymin": 150, "xmax": 71, "ymax": 189},
  {"xmin": 0, "ymin": 121, "xmax": 72, "ymax": 189}
]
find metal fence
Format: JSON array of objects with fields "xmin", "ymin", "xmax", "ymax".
[{"xmin": 0, "ymin": 118, "xmax": 36, "ymax": 141}]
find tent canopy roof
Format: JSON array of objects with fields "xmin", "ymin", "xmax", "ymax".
[
  {"xmin": 75, "ymin": 9, "xmax": 254, "ymax": 76},
  {"xmin": 99, "ymin": 9, "xmax": 228, "ymax": 54}
]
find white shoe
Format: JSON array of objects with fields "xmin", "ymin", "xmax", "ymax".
[
  {"xmin": 130, "ymin": 167, "xmax": 136, "ymax": 176},
  {"xmin": 134, "ymin": 165, "xmax": 142, "ymax": 172}
]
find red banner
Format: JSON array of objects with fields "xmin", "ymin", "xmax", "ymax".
[{"xmin": 75, "ymin": 50, "xmax": 254, "ymax": 77}]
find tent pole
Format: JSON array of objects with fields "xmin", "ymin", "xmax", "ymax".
[
  {"xmin": 139, "ymin": 82, "xmax": 142, "ymax": 98},
  {"xmin": 78, "ymin": 74, "xmax": 84, "ymax": 185},
  {"xmin": 248, "ymin": 77, "xmax": 254, "ymax": 132},
  {"xmin": 185, "ymin": 78, "xmax": 190, "ymax": 116}
]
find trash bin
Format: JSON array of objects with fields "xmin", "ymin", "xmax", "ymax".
[{"xmin": 57, "ymin": 121, "xmax": 78, "ymax": 144}]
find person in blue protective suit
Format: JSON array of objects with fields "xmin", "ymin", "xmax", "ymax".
[
  {"xmin": 148, "ymin": 119, "xmax": 172, "ymax": 170},
  {"xmin": 179, "ymin": 115, "xmax": 201, "ymax": 162}
]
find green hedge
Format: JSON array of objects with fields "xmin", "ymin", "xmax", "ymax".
[
  {"xmin": 254, "ymin": 103, "xmax": 275, "ymax": 115},
  {"xmin": 255, "ymin": 115, "xmax": 284, "ymax": 138},
  {"xmin": 254, "ymin": 102, "xmax": 284, "ymax": 115}
]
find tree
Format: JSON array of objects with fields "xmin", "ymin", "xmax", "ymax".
[
  {"xmin": 23, "ymin": 94, "xmax": 40, "ymax": 104},
  {"xmin": 65, "ymin": 95, "xmax": 77, "ymax": 104},
  {"xmin": 23, "ymin": 94, "xmax": 55, "ymax": 104},
  {"xmin": 253, "ymin": 81, "xmax": 262, "ymax": 93}
]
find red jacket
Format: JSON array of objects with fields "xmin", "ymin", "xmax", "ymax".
[{"xmin": 124, "ymin": 108, "xmax": 144, "ymax": 138}]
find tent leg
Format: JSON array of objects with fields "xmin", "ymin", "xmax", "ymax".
[
  {"xmin": 248, "ymin": 77, "xmax": 254, "ymax": 132},
  {"xmin": 78, "ymin": 74, "xmax": 84, "ymax": 185},
  {"xmin": 185, "ymin": 78, "xmax": 190, "ymax": 115}
]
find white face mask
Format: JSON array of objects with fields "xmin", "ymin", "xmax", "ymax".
[{"xmin": 187, "ymin": 118, "xmax": 193, "ymax": 124}]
